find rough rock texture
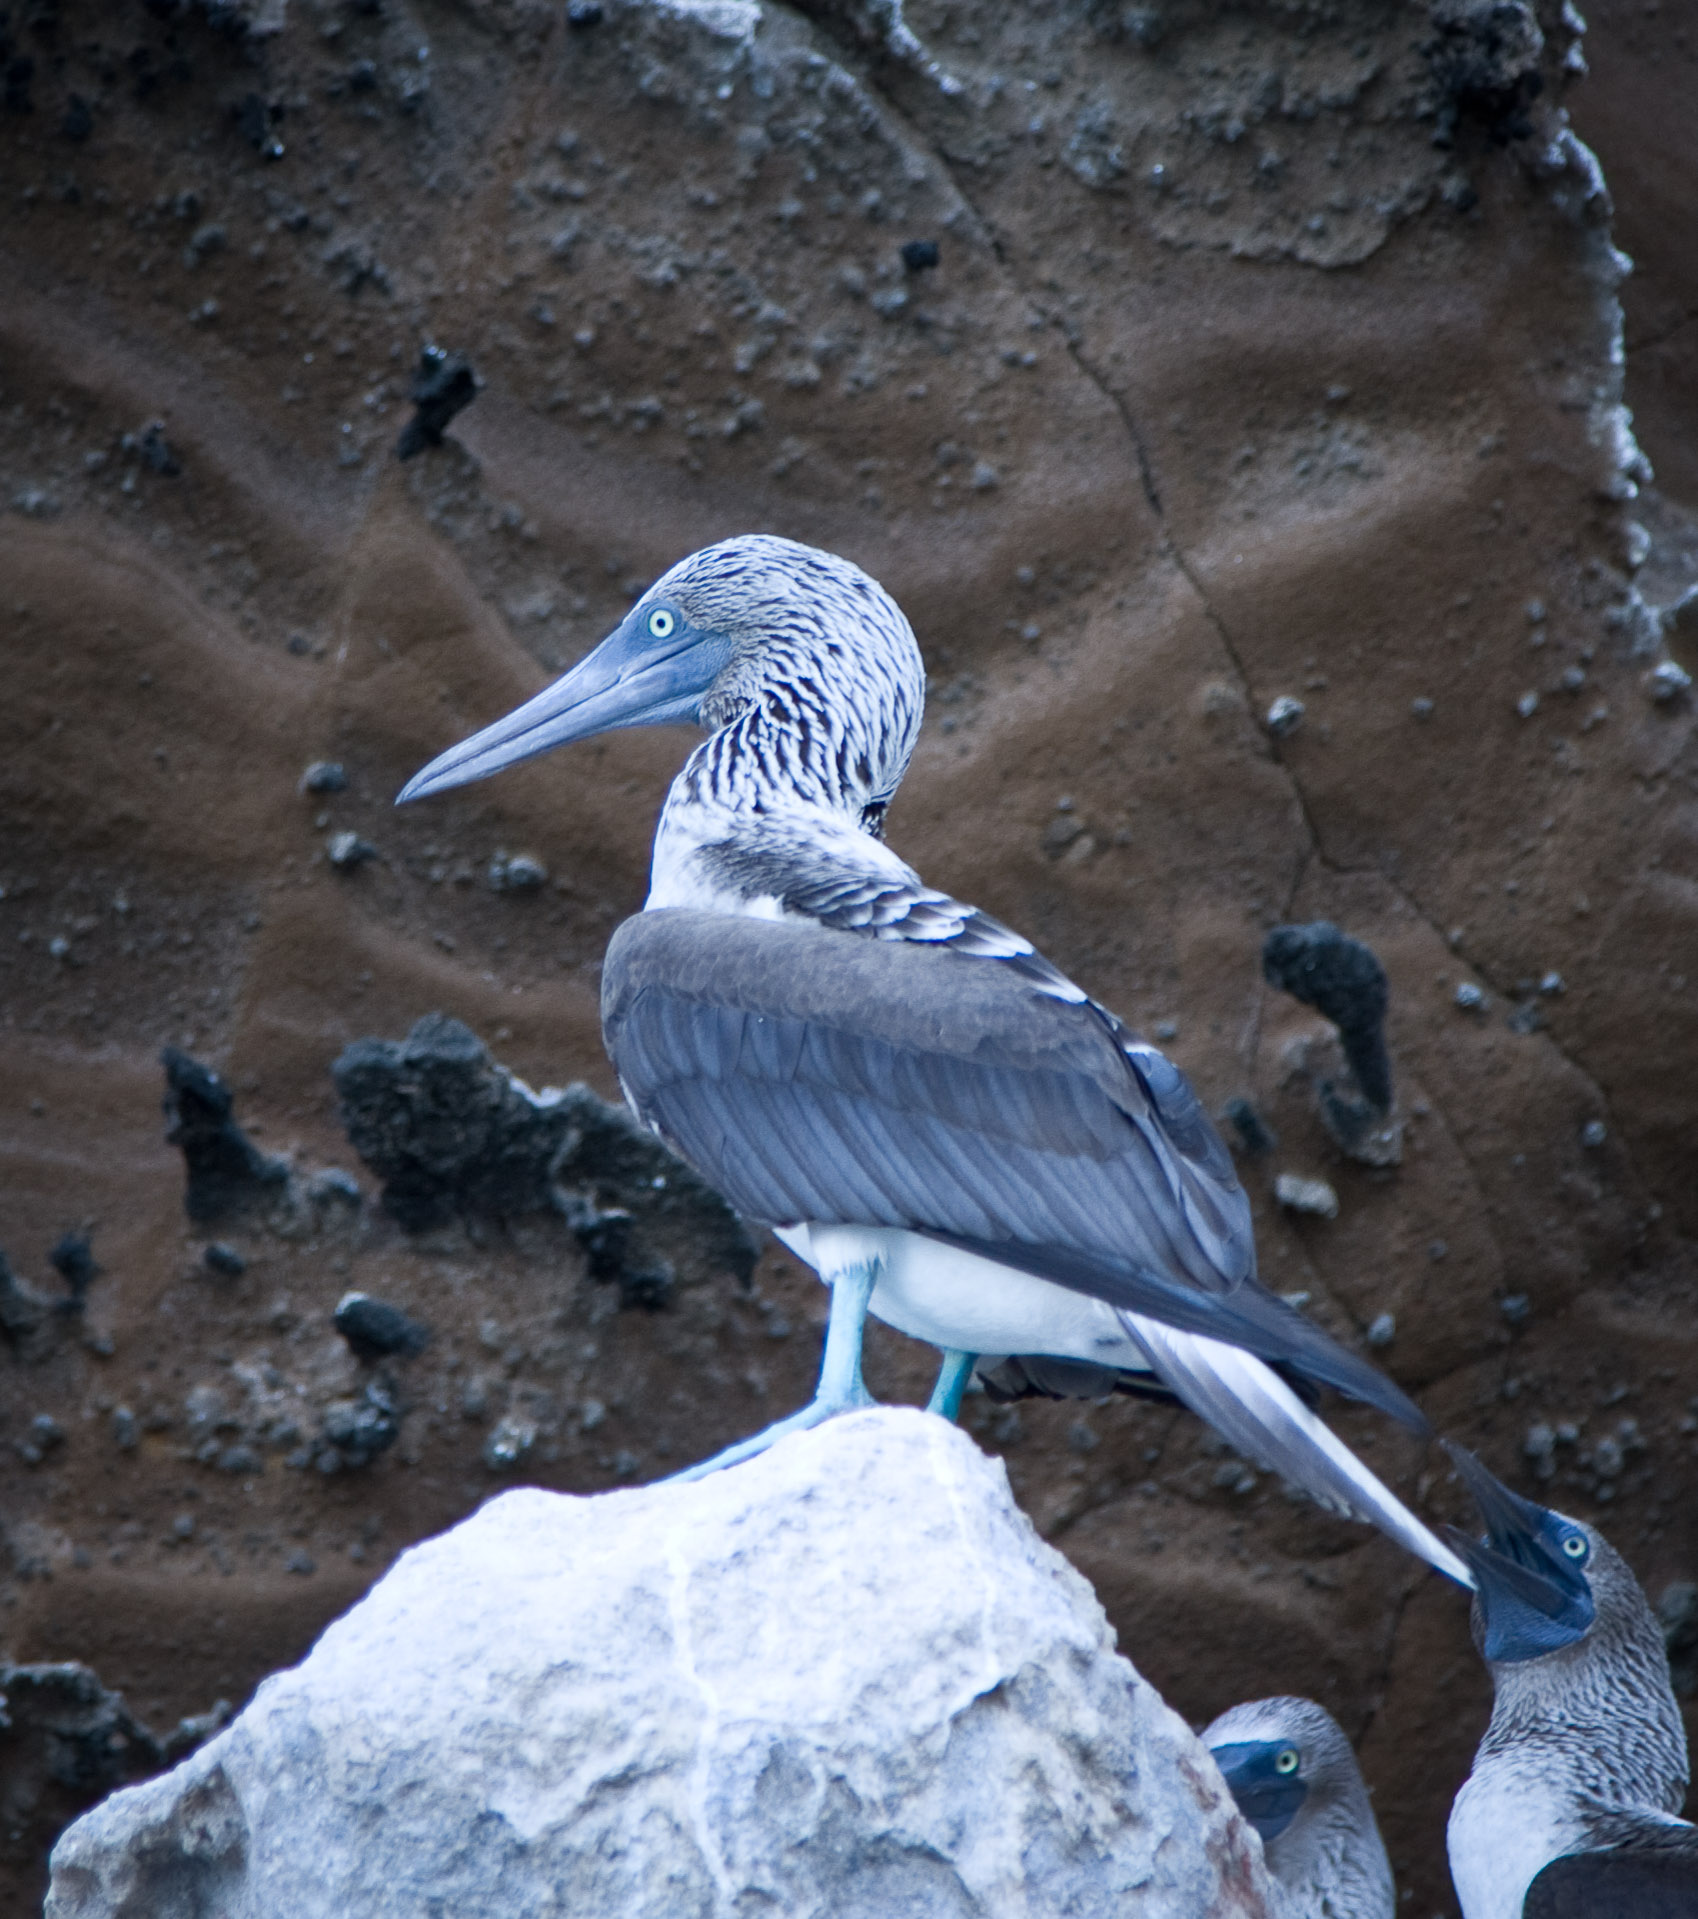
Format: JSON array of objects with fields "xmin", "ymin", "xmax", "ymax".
[
  {"xmin": 46, "ymin": 1411, "xmax": 1272, "ymax": 1919},
  {"xmin": 0, "ymin": 1661, "xmax": 227, "ymax": 1898},
  {"xmin": 331, "ymin": 1012, "xmax": 759, "ymax": 1305},
  {"xmin": 0, "ymin": 2, "xmax": 1694, "ymax": 1914}
]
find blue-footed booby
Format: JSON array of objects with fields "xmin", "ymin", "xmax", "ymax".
[
  {"xmin": 399, "ymin": 534, "xmax": 1466, "ymax": 1579},
  {"xmin": 1204, "ymin": 1695, "xmax": 1394, "ymax": 1919},
  {"xmin": 1443, "ymin": 1444, "xmax": 1697, "ymax": 1918}
]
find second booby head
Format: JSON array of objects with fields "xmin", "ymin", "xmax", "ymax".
[
  {"xmin": 1444, "ymin": 1444, "xmax": 1696, "ymax": 1919},
  {"xmin": 1204, "ymin": 1695, "xmax": 1394, "ymax": 1919}
]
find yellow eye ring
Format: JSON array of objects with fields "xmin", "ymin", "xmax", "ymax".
[
  {"xmin": 1275, "ymin": 1749, "xmax": 1299, "ymax": 1775},
  {"xmin": 647, "ymin": 607, "xmax": 676, "ymax": 639}
]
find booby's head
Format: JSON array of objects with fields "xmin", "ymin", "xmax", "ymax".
[
  {"xmin": 1205, "ymin": 1695, "xmax": 1393, "ymax": 1914},
  {"xmin": 397, "ymin": 534, "xmax": 924, "ymax": 819},
  {"xmin": 1442, "ymin": 1443, "xmax": 1598, "ymax": 1663},
  {"xmin": 1205, "ymin": 1696, "xmax": 1365, "ymax": 1850}
]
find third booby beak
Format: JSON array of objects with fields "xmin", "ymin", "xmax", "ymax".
[
  {"xmin": 1441, "ymin": 1442, "xmax": 1596, "ymax": 1661},
  {"xmin": 397, "ymin": 598, "xmax": 732, "ymax": 805}
]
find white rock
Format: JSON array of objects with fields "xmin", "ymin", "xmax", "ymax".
[{"xmin": 48, "ymin": 1409, "xmax": 1271, "ymax": 1919}]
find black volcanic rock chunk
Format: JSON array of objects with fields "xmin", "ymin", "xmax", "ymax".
[
  {"xmin": 394, "ymin": 345, "xmax": 479, "ymax": 459},
  {"xmin": 47, "ymin": 1233, "xmax": 99, "ymax": 1306},
  {"xmin": 0, "ymin": 1248, "xmax": 52, "ymax": 1352},
  {"xmin": 332, "ymin": 1014, "xmax": 757, "ymax": 1295},
  {"xmin": 160, "ymin": 1049, "xmax": 290, "ymax": 1224},
  {"xmin": 1261, "ymin": 921, "xmax": 1393, "ymax": 1113},
  {"xmin": 333, "ymin": 1292, "xmax": 430, "ymax": 1363}
]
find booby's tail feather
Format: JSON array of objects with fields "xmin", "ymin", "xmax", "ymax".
[{"xmin": 1122, "ymin": 1312, "xmax": 1473, "ymax": 1586}]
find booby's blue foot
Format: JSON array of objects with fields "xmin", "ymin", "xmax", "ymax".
[
  {"xmin": 670, "ymin": 1259, "xmax": 881, "ymax": 1482},
  {"xmin": 926, "ymin": 1348, "xmax": 976, "ymax": 1421}
]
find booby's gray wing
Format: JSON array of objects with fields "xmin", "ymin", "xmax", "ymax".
[
  {"xmin": 1525, "ymin": 1829, "xmax": 1698, "ymax": 1917},
  {"xmin": 603, "ymin": 908, "xmax": 1423, "ymax": 1427}
]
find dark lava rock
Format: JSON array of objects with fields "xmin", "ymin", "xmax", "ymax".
[
  {"xmin": 394, "ymin": 345, "xmax": 479, "ymax": 460},
  {"xmin": 333, "ymin": 1291, "xmax": 430, "ymax": 1363},
  {"xmin": 0, "ymin": 1662, "xmax": 228, "ymax": 1880},
  {"xmin": 1, "ymin": 1241, "xmax": 94, "ymax": 1359},
  {"xmin": 331, "ymin": 1014, "xmax": 757, "ymax": 1293},
  {"xmin": 316, "ymin": 1380, "xmax": 401, "ymax": 1470},
  {"xmin": 161, "ymin": 1048, "xmax": 290, "ymax": 1225},
  {"xmin": 0, "ymin": 1249, "xmax": 53, "ymax": 1353},
  {"xmin": 46, "ymin": 1234, "xmax": 98, "ymax": 1307},
  {"xmin": 1262, "ymin": 921, "xmax": 1393, "ymax": 1114},
  {"xmin": 132, "ymin": 421, "xmax": 181, "ymax": 477},
  {"xmin": 233, "ymin": 90, "xmax": 284, "ymax": 160},
  {"xmin": 1221, "ymin": 1096, "xmax": 1276, "ymax": 1157},
  {"xmin": 1422, "ymin": 0, "xmax": 1545, "ymax": 149},
  {"xmin": 299, "ymin": 760, "xmax": 347, "ymax": 794}
]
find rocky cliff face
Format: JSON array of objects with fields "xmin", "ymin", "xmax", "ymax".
[{"xmin": 0, "ymin": 2, "xmax": 1693, "ymax": 1913}]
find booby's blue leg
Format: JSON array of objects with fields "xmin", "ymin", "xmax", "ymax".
[
  {"xmin": 669, "ymin": 1260, "xmax": 881, "ymax": 1482},
  {"xmin": 925, "ymin": 1349, "xmax": 976, "ymax": 1421}
]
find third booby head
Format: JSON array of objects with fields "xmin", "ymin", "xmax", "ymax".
[
  {"xmin": 399, "ymin": 534, "xmax": 1465, "ymax": 1581},
  {"xmin": 1204, "ymin": 1695, "xmax": 1394, "ymax": 1919},
  {"xmin": 1443, "ymin": 1444, "xmax": 1696, "ymax": 1919}
]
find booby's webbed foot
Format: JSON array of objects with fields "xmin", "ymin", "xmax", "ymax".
[
  {"xmin": 669, "ymin": 1258, "xmax": 880, "ymax": 1483},
  {"xmin": 925, "ymin": 1349, "xmax": 976, "ymax": 1422}
]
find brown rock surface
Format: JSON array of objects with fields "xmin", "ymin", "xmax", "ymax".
[{"xmin": 0, "ymin": 3, "xmax": 1693, "ymax": 1914}]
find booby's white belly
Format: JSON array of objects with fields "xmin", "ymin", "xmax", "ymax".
[
  {"xmin": 774, "ymin": 1222, "xmax": 1150, "ymax": 1368},
  {"xmin": 1448, "ymin": 1764, "xmax": 1583, "ymax": 1919}
]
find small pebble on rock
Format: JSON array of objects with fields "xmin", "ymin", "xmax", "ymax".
[
  {"xmin": 1274, "ymin": 1172, "xmax": 1338, "ymax": 1219},
  {"xmin": 1411, "ymin": 696, "xmax": 1434, "ymax": 719},
  {"xmin": 1454, "ymin": 982, "xmax": 1487, "ymax": 1012},
  {"xmin": 395, "ymin": 346, "xmax": 480, "ymax": 461},
  {"xmin": 1365, "ymin": 1312, "xmax": 1396, "ymax": 1348},
  {"xmin": 334, "ymin": 1291, "xmax": 430, "ymax": 1362},
  {"xmin": 1580, "ymin": 1118, "xmax": 1607, "ymax": 1147},
  {"xmin": 1265, "ymin": 695, "xmax": 1304, "ymax": 737},
  {"xmin": 203, "ymin": 1243, "xmax": 247, "ymax": 1277},
  {"xmin": 327, "ymin": 832, "xmax": 377, "ymax": 870},
  {"xmin": 487, "ymin": 851, "xmax": 548, "ymax": 892},
  {"xmin": 1500, "ymin": 1294, "xmax": 1531, "ymax": 1326},
  {"xmin": 300, "ymin": 762, "xmax": 348, "ymax": 795},
  {"xmin": 1222, "ymin": 1096, "xmax": 1275, "ymax": 1156},
  {"xmin": 483, "ymin": 1415, "xmax": 537, "ymax": 1470},
  {"xmin": 900, "ymin": 239, "xmax": 940, "ymax": 272},
  {"xmin": 1647, "ymin": 659, "xmax": 1692, "ymax": 703}
]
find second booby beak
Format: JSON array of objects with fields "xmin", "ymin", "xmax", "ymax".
[
  {"xmin": 397, "ymin": 599, "xmax": 732, "ymax": 804},
  {"xmin": 1441, "ymin": 1442, "xmax": 1596, "ymax": 1661},
  {"xmin": 1208, "ymin": 1740, "xmax": 1308, "ymax": 1845}
]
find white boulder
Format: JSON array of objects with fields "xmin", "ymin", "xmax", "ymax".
[{"xmin": 47, "ymin": 1408, "xmax": 1271, "ymax": 1918}]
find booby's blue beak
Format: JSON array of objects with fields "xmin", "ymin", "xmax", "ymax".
[
  {"xmin": 397, "ymin": 598, "xmax": 731, "ymax": 804},
  {"xmin": 1441, "ymin": 1443, "xmax": 1595, "ymax": 1662},
  {"xmin": 1208, "ymin": 1740, "xmax": 1308, "ymax": 1845}
]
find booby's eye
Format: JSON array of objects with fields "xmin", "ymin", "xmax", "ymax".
[
  {"xmin": 1274, "ymin": 1748, "xmax": 1300, "ymax": 1775},
  {"xmin": 646, "ymin": 606, "xmax": 677, "ymax": 640},
  {"xmin": 1561, "ymin": 1533, "xmax": 1589, "ymax": 1561}
]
